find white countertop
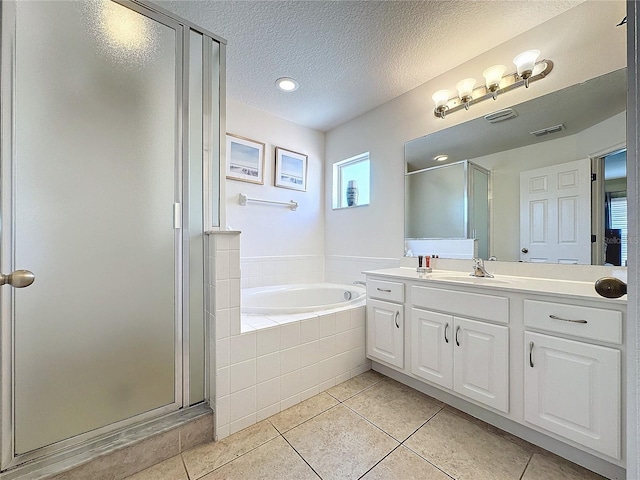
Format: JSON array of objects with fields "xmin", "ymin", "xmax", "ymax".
[{"xmin": 364, "ymin": 267, "xmax": 627, "ymax": 304}]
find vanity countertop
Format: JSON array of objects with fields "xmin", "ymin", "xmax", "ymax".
[{"xmin": 363, "ymin": 267, "xmax": 627, "ymax": 304}]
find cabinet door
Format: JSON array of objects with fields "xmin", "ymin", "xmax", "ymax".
[
  {"xmin": 453, "ymin": 317, "xmax": 509, "ymax": 413},
  {"xmin": 366, "ymin": 299, "xmax": 403, "ymax": 368},
  {"xmin": 524, "ymin": 332, "xmax": 621, "ymax": 459},
  {"xmin": 411, "ymin": 308, "xmax": 453, "ymax": 389}
]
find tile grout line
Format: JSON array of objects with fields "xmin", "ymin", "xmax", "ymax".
[
  {"xmin": 267, "ymin": 399, "xmax": 341, "ymax": 435},
  {"xmin": 518, "ymin": 451, "xmax": 536, "ymax": 480},
  {"xmin": 180, "ymin": 453, "xmax": 192, "ymax": 480},
  {"xmin": 355, "ymin": 442, "xmax": 404, "ymax": 480},
  {"xmin": 279, "ymin": 431, "xmax": 324, "ymax": 479},
  {"xmin": 189, "ymin": 432, "xmax": 281, "ymax": 479}
]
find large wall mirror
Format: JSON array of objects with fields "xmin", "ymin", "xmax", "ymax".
[{"xmin": 404, "ymin": 67, "xmax": 626, "ymax": 265}]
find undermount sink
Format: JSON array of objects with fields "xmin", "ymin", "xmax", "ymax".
[{"xmin": 431, "ymin": 275, "xmax": 512, "ymax": 286}]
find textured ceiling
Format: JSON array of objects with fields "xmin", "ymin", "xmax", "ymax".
[{"xmin": 157, "ymin": 0, "xmax": 585, "ymax": 132}]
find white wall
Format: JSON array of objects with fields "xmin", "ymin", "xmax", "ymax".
[
  {"xmin": 226, "ymin": 99, "xmax": 325, "ymax": 257},
  {"xmin": 324, "ymin": 0, "xmax": 627, "ymax": 259}
]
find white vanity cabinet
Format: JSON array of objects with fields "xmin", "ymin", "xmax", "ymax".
[
  {"xmin": 366, "ymin": 279, "xmax": 404, "ymax": 368},
  {"xmin": 410, "ymin": 286, "xmax": 509, "ymax": 413},
  {"xmin": 523, "ymin": 299, "xmax": 623, "ymax": 460},
  {"xmin": 363, "ymin": 268, "xmax": 627, "ymax": 473}
]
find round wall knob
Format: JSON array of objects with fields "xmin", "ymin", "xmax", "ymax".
[
  {"xmin": 0, "ymin": 270, "xmax": 35, "ymax": 288},
  {"xmin": 595, "ymin": 277, "xmax": 627, "ymax": 299},
  {"xmin": 521, "ymin": 248, "xmax": 529, "ymax": 254}
]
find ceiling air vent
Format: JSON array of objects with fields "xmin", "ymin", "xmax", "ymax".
[
  {"xmin": 530, "ymin": 124, "xmax": 565, "ymax": 137},
  {"xmin": 484, "ymin": 109, "xmax": 518, "ymax": 124}
]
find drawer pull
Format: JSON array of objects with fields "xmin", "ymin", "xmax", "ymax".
[
  {"xmin": 455, "ymin": 326, "xmax": 460, "ymax": 347},
  {"xmin": 377, "ymin": 288, "xmax": 392, "ymax": 293},
  {"xmin": 529, "ymin": 341, "xmax": 534, "ymax": 368},
  {"xmin": 549, "ymin": 314, "xmax": 588, "ymax": 324},
  {"xmin": 394, "ymin": 311, "xmax": 400, "ymax": 329},
  {"xmin": 444, "ymin": 323, "xmax": 449, "ymax": 343}
]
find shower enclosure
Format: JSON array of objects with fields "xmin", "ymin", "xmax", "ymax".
[{"xmin": 0, "ymin": 0, "xmax": 223, "ymax": 472}]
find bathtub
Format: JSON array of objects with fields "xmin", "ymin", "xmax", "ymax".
[{"xmin": 242, "ymin": 283, "xmax": 366, "ymax": 315}]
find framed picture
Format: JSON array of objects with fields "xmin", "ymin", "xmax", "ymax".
[
  {"xmin": 226, "ymin": 134, "xmax": 265, "ymax": 184},
  {"xmin": 274, "ymin": 147, "xmax": 308, "ymax": 191}
]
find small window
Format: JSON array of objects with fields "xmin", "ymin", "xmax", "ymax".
[{"xmin": 332, "ymin": 153, "xmax": 370, "ymax": 209}]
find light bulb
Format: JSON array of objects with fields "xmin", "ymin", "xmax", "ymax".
[
  {"xmin": 432, "ymin": 90, "xmax": 450, "ymax": 119},
  {"xmin": 513, "ymin": 50, "xmax": 540, "ymax": 87},
  {"xmin": 483, "ymin": 65, "xmax": 506, "ymax": 91},
  {"xmin": 456, "ymin": 78, "xmax": 476, "ymax": 109}
]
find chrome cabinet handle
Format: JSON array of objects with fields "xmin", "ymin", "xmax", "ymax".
[
  {"xmin": 0, "ymin": 269, "xmax": 35, "ymax": 288},
  {"xmin": 549, "ymin": 314, "xmax": 587, "ymax": 324},
  {"xmin": 377, "ymin": 288, "xmax": 391, "ymax": 293},
  {"xmin": 394, "ymin": 311, "xmax": 400, "ymax": 329},
  {"xmin": 444, "ymin": 323, "xmax": 449, "ymax": 343},
  {"xmin": 455, "ymin": 326, "xmax": 460, "ymax": 346},
  {"xmin": 529, "ymin": 341, "xmax": 534, "ymax": 367}
]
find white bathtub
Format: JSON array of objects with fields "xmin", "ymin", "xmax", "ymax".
[{"xmin": 242, "ymin": 283, "xmax": 366, "ymax": 315}]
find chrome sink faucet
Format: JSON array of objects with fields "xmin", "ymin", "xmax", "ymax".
[{"xmin": 471, "ymin": 258, "xmax": 494, "ymax": 278}]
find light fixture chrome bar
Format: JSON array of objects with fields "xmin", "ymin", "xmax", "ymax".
[
  {"xmin": 433, "ymin": 59, "xmax": 553, "ymax": 119},
  {"xmin": 238, "ymin": 193, "xmax": 298, "ymax": 211}
]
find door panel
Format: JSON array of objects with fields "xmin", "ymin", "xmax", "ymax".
[
  {"xmin": 453, "ymin": 317, "xmax": 509, "ymax": 413},
  {"xmin": 524, "ymin": 332, "xmax": 621, "ymax": 459},
  {"xmin": 520, "ymin": 159, "xmax": 591, "ymax": 264},
  {"xmin": 8, "ymin": 1, "xmax": 181, "ymax": 456},
  {"xmin": 366, "ymin": 299, "xmax": 403, "ymax": 368},
  {"xmin": 411, "ymin": 308, "xmax": 453, "ymax": 388}
]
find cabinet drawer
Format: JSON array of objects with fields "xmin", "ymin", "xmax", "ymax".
[
  {"xmin": 523, "ymin": 300, "xmax": 622, "ymax": 344},
  {"xmin": 411, "ymin": 285, "xmax": 509, "ymax": 324},
  {"xmin": 367, "ymin": 278, "xmax": 404, "ymax": 303}
]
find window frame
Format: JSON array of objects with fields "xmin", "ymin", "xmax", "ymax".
[{"xmin": 332, "ymin": 152, "xmax": 370, "ymax": 210}]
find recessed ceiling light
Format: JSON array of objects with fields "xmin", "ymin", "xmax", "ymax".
[
  {"xmin": 434, "ymin": 155, "xmax": 448, "ymax": 162},
  {"xmin": 276, "ymin": 77, "xmax": 299, "ymax": 92}
]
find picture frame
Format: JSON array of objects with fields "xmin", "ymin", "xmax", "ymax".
[
  {"xmin": 226, "ymin": 134, "xmax": 265, "ymax": 184},
  {"xmin": 274, "ymin": 147, "xmax": 308, "ymax": 191}
]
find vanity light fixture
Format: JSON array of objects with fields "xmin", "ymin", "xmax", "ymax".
[
  {"xmin": 513, "ymin": 50, "xmax": 540, "ymax": 88},
  {"xmin": 432, "ymin": 90, "xmax": 450, "ymax": 119},
  {"xmin": 456, "ymin": 78, "xmax": 476, "ymax": 110},
  {"xmin": 432, "ymin": 51, "xmax": 552, "ymax": 120},
  {"xmin": 482, "ymin": 65, "xmax": 507, "ymax": 99},
  {"xmin": 276, "ymin": 77, "xmax": 299, "ymax": 92}
]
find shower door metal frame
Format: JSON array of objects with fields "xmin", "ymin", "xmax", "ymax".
[{"xmin": 0, "ymin": 0, "xmax": 215, "ymax": 470}]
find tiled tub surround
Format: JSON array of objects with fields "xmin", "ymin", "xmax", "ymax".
[
  {"xmin": 217, "ymin": 305, "xmax": 371, "ymax": 439},
  {"xmin": 240, "ymin": 255, "xmax": 324, "ymax": 289},
  {"xmin": 209, "ymin": 236, "xmax": 372, "ymax": 440}
]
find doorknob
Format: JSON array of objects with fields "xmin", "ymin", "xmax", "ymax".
[
  {"xmin": 594, "ymin": 277, "xmax": 626, "ymax": 299},
  {"xmin": 521, "ymin": 248, "xmax": 529, "ymax": 254},
  {"xmin": 0, "ymin": 270, "xmax": 35, "ymax": 288}
]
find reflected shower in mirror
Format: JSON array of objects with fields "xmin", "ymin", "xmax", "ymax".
[{"xmin": 404, "ymin": 68, "xmax": 626, "ymax": 265}]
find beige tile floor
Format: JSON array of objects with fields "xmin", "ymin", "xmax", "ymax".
[{"xmin": 126, "ymin": 370, "xmax": 605, "ymax": 480}]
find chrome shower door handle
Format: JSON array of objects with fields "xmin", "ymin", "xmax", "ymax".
[{"xmin": 0, "ymin": 269, "xmax": 35, "ymax": 288}]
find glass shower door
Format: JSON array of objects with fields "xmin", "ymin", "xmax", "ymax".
[{"xmin": 2, "ymin": 0, "xmax": 182, "ymax": 464}]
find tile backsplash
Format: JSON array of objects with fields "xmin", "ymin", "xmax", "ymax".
[{"xmin": 241, "ymin": 255, "xmax": 324, "ymax": 288}]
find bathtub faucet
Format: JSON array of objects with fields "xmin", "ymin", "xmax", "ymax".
[{"xmin": 353, "ymin": 281, "xmax": 366, "ymax": 286}]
